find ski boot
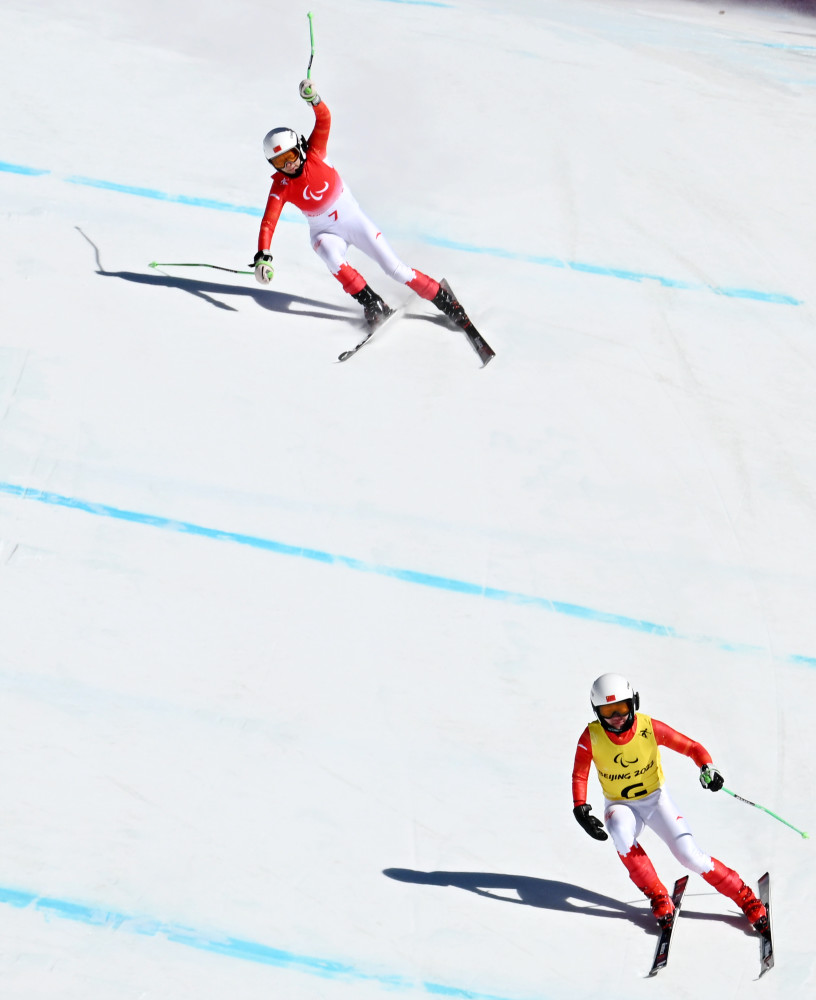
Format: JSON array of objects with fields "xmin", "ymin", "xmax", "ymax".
[
  {"xmin": 431, "ymin": 282, "xmax": 469, "ymax": 328},
  {"xmin": 353, "ymin": 284, "xmax": 393, "ymax": 329},
  {"xmin": 648, "ymin": 891, "xmax": 675, "ymax": 928},
  {"xmin": 703, "ymin": 860, "xmax": 768, "ymax": 933},
  {"xmin": 735, "ymin": 885, "xmax": 768, "ymax": 932}
]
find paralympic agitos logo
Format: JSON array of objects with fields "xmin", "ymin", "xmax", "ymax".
[{"xmin": 597, "ymin": 753, "xmax": 641, "ymax": 781}]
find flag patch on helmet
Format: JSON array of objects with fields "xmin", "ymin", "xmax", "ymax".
[
  {"xmin": 273, "ymin": 145, "xmax": 283, "ymax": 153},
  {"xmin": 606, "ymin": 695, "xmax": 616, "ymax": 702}
]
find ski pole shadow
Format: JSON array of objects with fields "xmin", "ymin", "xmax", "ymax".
[
  {"xmin": 383, "ymin": 869, "xmax": 753, "ymax": 935},
  {"xmin": 97, "ymin": 268, "xmax": 354, "ymax": 322},
  {"xmin": 75, "ymin": 227, "xmax": 355, "ymax": 323}
]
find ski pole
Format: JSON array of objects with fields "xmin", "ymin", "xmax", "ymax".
[
  {"xmin": 149, "ymin": 261, "xmax": 253, "ymax": 275},
  {"xmin": 722, "ymin": 786, "xmax": 809, "ymax": 839},
  {"xmin": 306, "ymin": 12, "xmax": 315, "ymax": 79}
]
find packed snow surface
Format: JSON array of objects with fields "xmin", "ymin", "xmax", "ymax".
[{"xmin": 1, "ymin": 1, "xmax": 815, "ymax": 997}]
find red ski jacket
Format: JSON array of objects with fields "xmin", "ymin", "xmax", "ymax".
[
  {"xmin": 572, "ymin": 717, "xmax": 712, "ymax": 807},
  {"xmin": 258, "ymin": 101, "xmax": 345, "ymax": 251}
]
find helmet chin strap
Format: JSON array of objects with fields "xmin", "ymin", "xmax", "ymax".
[{"xmin": 277, "ymin": 157, "xmax": 306, "ymax": 178}]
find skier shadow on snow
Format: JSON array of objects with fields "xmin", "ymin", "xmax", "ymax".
[
  {"xmin": 383, "ymin": 869, "xmax": 752, "ymax": 936},
  {"xmin": 98, "ymin": 268, "xmax": 353, "ymax": 322},
  {"xmin": 76, "ymin": 227, "xmax": 354, "ymax": 322}
]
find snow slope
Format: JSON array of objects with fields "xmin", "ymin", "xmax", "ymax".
[{"xmin": 1, "ymin": 0, "xmax": 815, "ymax": 997}]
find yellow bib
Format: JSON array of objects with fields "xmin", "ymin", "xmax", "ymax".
[{"xmin": 588, "ymin": 713, "xmax": 665, "ymax": 801}]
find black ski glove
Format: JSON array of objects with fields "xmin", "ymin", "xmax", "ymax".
[
  {"xmin": 573, "ymin": 804, "xmax": 608, "ymax": 841},
  {"xmin": 699, "ymin": 764, "xmax": 724, "ymax": 791}
]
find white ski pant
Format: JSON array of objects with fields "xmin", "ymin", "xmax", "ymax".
[
  {"xmin": 308, "ymin": 187, "xmax": 415, "ymax": 286},
  {"xmin": 604, "ymin": 786, "xmax": 714, "ymax": 875}
]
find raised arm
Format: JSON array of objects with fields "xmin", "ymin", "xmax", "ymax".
[{"xmin": 307, "ymin": 99, "xmax": 331, "ymax": 158}]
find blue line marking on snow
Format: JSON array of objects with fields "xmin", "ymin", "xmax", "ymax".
[
  {"xmin": 741, "ymin": 40, "xmax": 816, "ymax": 52},
  {"xmin": 421, "ymin": 235, "xmax": 802, "ymax": 305},
  {"xmin": 2, "ymin": 159, "xmax": 803, "ymax": 304},
  {"xmin": 64, "ymin": 174, "xmax": 262, "ymax": 216},
  {"xmin": 1, "ymin": 480, "xmax": 814, "ymax": 668},
  {"xmin": 0, "ymin": 885, "xmax": 531, "ymax": 1000},
  {"xmin": 0, "ymin": 159, "xmax": 50, "ymax": 176}
]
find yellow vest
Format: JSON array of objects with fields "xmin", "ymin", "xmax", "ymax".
[{"xmin": 588, "ymin": 713, "xmax": 665, "ymax": 801}]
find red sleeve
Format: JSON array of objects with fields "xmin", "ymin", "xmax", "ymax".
[
  {"xmin": 653, "ymin": 718, "xmax": 712, "ymax": 768},
  {"xmin": 257, "ymin": 102, "xmax": 331, "ymax": 252},
  {"xmin": 572, "ymin": 727, "xmax": 593, "ymax": 807},
  {"xmin": 307, "ymin": 101, "xmax": 331, "ymax": 157},
  {"xmin": 258, "ymin": 185, "xmax": 285, "ymax": 252}
]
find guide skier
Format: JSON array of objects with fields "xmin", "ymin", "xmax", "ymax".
[
  {"xmin": 572, "ymin": 673, "xmax": 768, "ymax": 930},
  {"xmin": 253, "ymin": 80, "xmax": 467, "ymax": 330}
]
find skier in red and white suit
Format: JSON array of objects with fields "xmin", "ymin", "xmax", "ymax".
[
  {"xmin": 254, "ymin": 80, "xmax": 465, "ymax": 329},
  {"xmin": 572, "ymin": 673, "xmax": 768, "ymax": 929}
]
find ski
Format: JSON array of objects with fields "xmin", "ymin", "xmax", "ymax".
[
  {"xmin": 757, "ymin": 872, "xmax": 774, "ymax": 978},
  {"xmin": 647, "ymin": 875, "xmax": 688, "ymax": 977},
  {"xmin": 439, "ymin": 279, "xmax": 495, "ymax": 368},
  {"xmin": 337, "ymin": 306, "xmax": 401, "ymax": 363}
]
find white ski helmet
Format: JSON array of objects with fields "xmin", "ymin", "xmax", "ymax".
[
  {"xmin": 263, "ymin": 127, "xmax": 307, "ymax": 168},
  {"xmin": 590, "ymin": 673, "xmax": 640, "ymax": 733}
]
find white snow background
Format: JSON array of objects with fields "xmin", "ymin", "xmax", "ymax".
[{"xmin": 1, "ymin": 0, "xmax": 815, "ymax": 997}]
